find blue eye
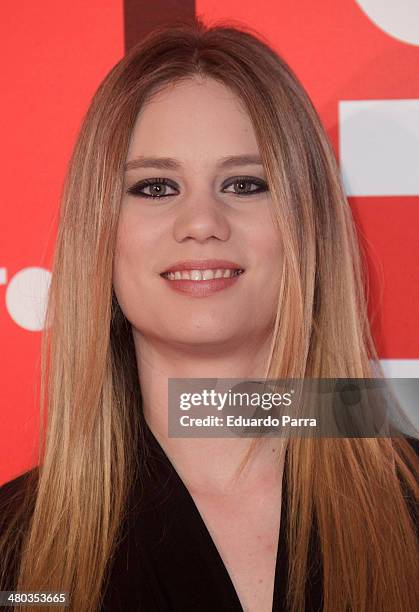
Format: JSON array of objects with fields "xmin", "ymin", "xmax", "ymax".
[{"xmin": 126, "ymin": 175, "xmax": 268, "ymax": 199}]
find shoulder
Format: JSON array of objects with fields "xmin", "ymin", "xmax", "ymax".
[
  {"xmin": 0, "ymin": 468, "xmax": 38, "ymax": 590},
  {"xmin": 0, "ymin": 467, "xmax": 38, "ymax": 531},
  {"xmin": 394, "ymin": 435, "xmax": 419, "ymax": 468},
  {"xmin": 404, "ymin": 436, "xmax": 419, "ymax": 455},
  {"xmin": 393, "ymin": 436, "xmax": 418, "ymax": 527},
  {"xmin": 0, "ymin": 467, "xmax": 38, "ymax": 499}
]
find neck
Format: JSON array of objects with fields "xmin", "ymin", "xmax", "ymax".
[{"xmin": 133, "ymin": 329, "xmax": 286, "ymax": 495}]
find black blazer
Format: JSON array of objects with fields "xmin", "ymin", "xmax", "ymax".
[{"xmin": 1, "ymin": 428, "xmax": 417, "ymax": 612}]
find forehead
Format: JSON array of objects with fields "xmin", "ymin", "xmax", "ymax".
[{"xmin": 126, "ymin": 77, "xmax": 260, "ymax": 162}]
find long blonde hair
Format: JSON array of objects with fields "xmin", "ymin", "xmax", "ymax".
[{"xmin": 1, "ymin": 18, "xmax": 418, "ymax": 612}]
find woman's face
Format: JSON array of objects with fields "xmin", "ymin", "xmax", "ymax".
[{"xmin": 113, "ymin": 76, "xmax": 283, "ymax": 352}]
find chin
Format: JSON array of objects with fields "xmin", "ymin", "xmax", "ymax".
[{"xmin": 160, "ymin": 326, "xmax": 243, "ymax": 349}]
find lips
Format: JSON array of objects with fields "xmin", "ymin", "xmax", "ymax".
[
  {"xmin": 159, "ymin": 259, "xmax": 246, "ymax": 298},
  {"xmin": 160, "ymin": 259, "xmax": 244, "ymax": 274}
]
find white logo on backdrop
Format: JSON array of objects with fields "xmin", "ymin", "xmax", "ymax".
[
  {"xmin": 1, "ymin": 267, "xmax": 51, "ymax": 332},
  {"xmin": 356, "ymin": 0, "xmax": 419, "ymax": 47}
]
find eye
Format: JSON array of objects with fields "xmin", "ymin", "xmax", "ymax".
[
  {"xmin": 221, "ymin": 176, "xmax": 268, "ymax": 196},
  {"xmin": 126, "ymin": 175, "xmax": 269, "ymax": 199},
  {"xmin": 126, "ymin": 177, "xmax": 179, "ymax": 198}
]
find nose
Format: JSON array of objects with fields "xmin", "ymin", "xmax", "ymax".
[{"xmin": 172, "ymin": 195, "xmax": 231, "ymax": 244}]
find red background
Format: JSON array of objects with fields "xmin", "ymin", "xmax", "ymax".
[{"xmin": 1, "ymin": 0, "xmax": 418, "ymax": 484}]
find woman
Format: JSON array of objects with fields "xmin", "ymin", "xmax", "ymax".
[{"xmin": 1, "ymin": 18, "xmax": 418, "ymax": 612}]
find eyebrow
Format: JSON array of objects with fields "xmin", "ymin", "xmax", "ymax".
[{"xmin": 124, "ymin": 154, "xmax": 263, "ymax": 172}]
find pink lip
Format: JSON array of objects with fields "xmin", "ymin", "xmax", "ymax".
[
  {"xmin": 160, "ymin": 273, "xmax": 244, "ymax": 298},
  {"xmin": 161, "ymin": 259, "xmax": 244, "ymax": 274}
]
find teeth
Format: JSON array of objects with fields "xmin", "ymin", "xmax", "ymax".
[{"xmin": 164, "ymin": 268, "xmax": 243, "ymax": 281}]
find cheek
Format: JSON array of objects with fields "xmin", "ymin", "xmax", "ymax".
[
  {"xmin": 249, "ymin": 220, "xmax": 283, "ymax": 275},
  {"xmin": 113, "ymin": 213, "xmax": 149, "ymax": 300},
  {"xmin": 114, "ymin": 209, "xmax": 156, "ymax": 273}
]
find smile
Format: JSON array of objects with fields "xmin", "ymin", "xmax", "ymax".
[
  {"xmin": 159, "ymin": 267, "xmax": 245, "ymax": 298},
  {"xmin": 161, "ymin": 268, "xmax": 244, "ymax": 281}
]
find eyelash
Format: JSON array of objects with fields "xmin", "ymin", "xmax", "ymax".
[{"xmin": 126, "ymin": 175, "xmax": 269, "ymax": 199}]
